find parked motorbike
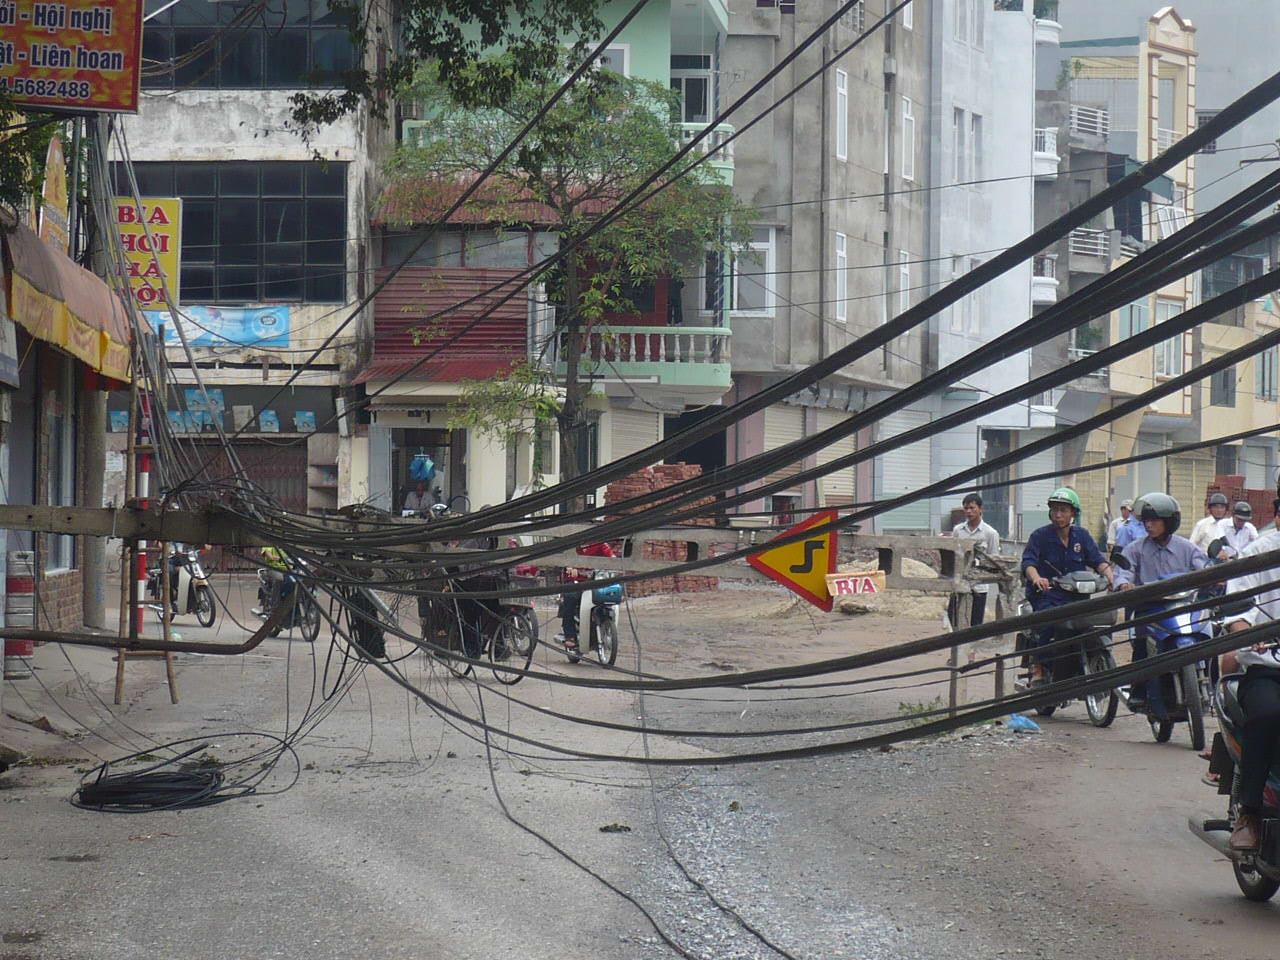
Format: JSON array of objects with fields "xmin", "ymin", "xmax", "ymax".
[
  {"xmin": 1189, "ymin": 641, "xmax": 1280, "ymax": 902},
  {"xmin": 1013, "ymin": 570, "xmax": 1118, "ymax": 726},
  {"xmin": 564, "ymin": 575, "xmax": 623, "ymax": 667},
  {"xmin": 1120, "ymin": 577, "xmax": 1213, "ymax": 751},
  {"xmin": 254, "ymin": 559, "xmax": 321, "ymax": 642},
  {"xmin": 146, "ymin": 546, "xmax": 215, "ymax": 627}
]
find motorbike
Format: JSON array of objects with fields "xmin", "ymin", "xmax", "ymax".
[
  {"xmin": 1120, "ymin": 576, "xmax": 1214, "ymax": 752},
  {"xmin": 254, "ymin": 559, "xmax": 322, "ymax": 642},
  {"xmin": 146, "ymin": 546, "xmax": 216, "ymax": 627},
  {"xmin": 1013, "ymin": 570, "xmax": 1119, "ymax": 726},
  {"xmin": 563, "ymin": 574, "xmax": 623, "ymax": 667},
  {"xmin": 1189, "ymin": 641, "xmax": 1280, "ymax": 902}
]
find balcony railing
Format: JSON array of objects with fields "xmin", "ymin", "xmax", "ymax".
[
  {"xmin": 1157, "ymin": 127, "xmax": 1180, "ymax": 152},
  {"xmin": 1033, "ymin": 128, "xmax": 1058, "ymax": 155},
  {"xmin": 1067, "ymin": 346, "xmax": 1107, "ymax": 378},
  {"xmin": 1068, "ymin": 228, "xmax": 1109, "ymax": 258},
  {"xmin": 680, "ymin": 122, "xmax": 735, "ymax": 181},
  {"xmin": 1070, "ymin": 105, "xmax": 1111, "ymax": 138},
  {"xmin": 552, "ymin": 325, "xmax": 734, "ymax": 394}
]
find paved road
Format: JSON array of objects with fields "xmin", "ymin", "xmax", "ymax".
[{"xmin": 3, "ymin": 582, "xmax": 1279, "ymax": 959}]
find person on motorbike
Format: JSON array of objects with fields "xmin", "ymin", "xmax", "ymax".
[
  {"xmin": 1107, "ymin": 499, "xmax": 1134, "ymax": 549},
  {"xmin": 1190, "ymin": 492, "xmax": 1231, "ymax": 552},
  {"xmin": 1220, "ymin": 502, "xmax": 1280, "ymax": 850},
  {"xmin": 559, "ymin": 540, "xmax": 617, "ymax": 658},
  {"xmin": 1216, "ymin": 501, "xmax": 1259, "ymax": 560},
  {"xmin": 1021, "ymin": 487, "xmax": 1116, "ymax": 683},
  {"xmin": 1113, "ymin": 493, "xmax": 1211, "ymax": 714},
  {"xmin": 1113, "ymin": 497, "xmax": 1148, "ymax": 550},
  {"xmin": 252, "ymin": 544, "xmax": 293, "ymax": 617}
]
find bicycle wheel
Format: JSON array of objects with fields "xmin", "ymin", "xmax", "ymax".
[
  {"xmin": 490, "ymin": 613, "xmax": 536, "ymax": 685},
  {"xmin": 444, "ymin": 618, "xmax": 473, "ymax": 678},
  {"xmin": 300, "ymin": 592, "xmax": 322, "ymax": 642}
]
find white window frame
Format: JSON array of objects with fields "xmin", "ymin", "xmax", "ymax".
[
  {"xmin": 902, "ymin": 0, "xmax": 913, "ymax": 30},
  {"xmin": 841, "ymin": 1, "xmax": 866, "ymax": 33},
  {"xmin": 671, "ymin": 68, "xmax": 713, "ymax": 125},
  {"xmin": 835, "ymin": 69, "xmax": 848, "ymax": 162},
  {"xmin": 1119, "ymin": 299, "xmax": 1149, "ymax": 339},
  {"xmin": 1258, "ymin": 345, "xmax": 1280, "ymax": 402},
  {"xmin": 970, "ymin": 113, "xmax": 984, "ymax": 181},
  {"xmin": 968, "ymin": 256, "xmax": 983, "ymax": 333},
  {"xmin": 598, "ymin": 43, "xmax": 630, "ymax": 77},
  {"xmin": 834, "ymin": 232, "xmax": 848, "ymax": 323},
  {"xmin": 972, "ymin": 0, "xmax": 985, "ymax": 48},
  {"xmin": 1154, "ymin": 298, "xmax": 1185, "ymax": 377},
  {"xmin": 899, "ymin": 251, "xmax": 911, "ymax": 314},
  {"xmin": 901, "ymin": 97, "xmax": 915, "ymax": 181},
  {"xmin": 731, "ymin": 227, "xmax": 776, "ymax": 318},
  {"xmin": 949, "ymin": 256, "xmax": 965, "ymax": 332},
  {"xmin": 955, "ymin": 0, "xmax": 968, "ymax": 43},
  {"xmin": 953, "ymin": 107, "xmax": 967, "ymax": 183}
]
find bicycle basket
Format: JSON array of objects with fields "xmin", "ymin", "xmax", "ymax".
[{"xmin": 592, "ymin": 583, "xmax": 624, "ymax": 605}]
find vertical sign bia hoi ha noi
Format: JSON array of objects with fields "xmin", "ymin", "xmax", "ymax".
[
  {"xmin": 114, "ymin": 197, "xmax": 181, "ymax": 309},
  {"xmin": 0, "ymin": 0, "xmax": 145, "ymax": 112},
  {"xmin": 746, "ymin": 511, "xmax": 840, "ymax": 612}
]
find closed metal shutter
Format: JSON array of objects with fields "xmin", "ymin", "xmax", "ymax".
[
  {"xmin": 764, "ymin": 404, "xmax": 805, "ymax": 490},
  {"xmin": 876, "ymin": 410, "xmax": 931, "ymax": 531},
  {"xmin": 814, "ymin": 408, "xmax": 856, "ymax": 505},
  {"xmin": 1018, "ymin": 444, "xmax": 1058, "ymax": 539},
  {"xmin": 1246, "ymin": 445, "xmax": 1269, "ymax": 489},
  {"xmin": 611, "ymin": 408, "xmax": 662, "ymax": 460},
  {"xmin": 193, "ymin": 440, "xmax": 309, "ymax": 570}
]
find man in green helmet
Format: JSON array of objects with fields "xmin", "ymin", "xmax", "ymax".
[{"xmin": 1021, "ymin": 487, "xmax": 1116, "ymax": 682}]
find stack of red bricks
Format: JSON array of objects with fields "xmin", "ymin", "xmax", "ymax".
[
  {"xmin": 1207, "ymin": 475, "xmax": 1277, "ymax": 528},
  {"xmin": 605, "ymin": 463, "xmax": 719, "ymax": 599}
]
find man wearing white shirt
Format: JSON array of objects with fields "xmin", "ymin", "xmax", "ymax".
[
  {"xmin": 1190, "ymin": 492, "xmax": 1230, "ymax": 552},
  {"xmin": 950, "ymin": 493, "xmax": 1001, "ymax": 627},
  {"xmin": 1217, "ymin": 501, "xmax": 1259, "ymax": 559},
  {"xmin": 1107, "ymin": 499, "xmax": 1133, "ymax": 548},
  {"xmin": 1220, "ymin": 503, "xmax": 1280, "ymax": 850}
]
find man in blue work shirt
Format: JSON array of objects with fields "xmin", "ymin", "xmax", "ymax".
[
  {"xmin": 1022, "ymin": 487, "xmax": 1116, "ymax": 682},
  {"xmin": 1112, "ymin": 498, "xmax": 1148, "ymax": 550},
  {"xmin": 1114, "ymin": 492, "xmax": 1211, "ymax": 715}
]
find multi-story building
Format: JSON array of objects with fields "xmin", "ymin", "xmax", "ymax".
[
  {"xmin": 924, "ymin": 0, "xmax": 1043, "ymax": 538},
  {"xmin": 358, "ymin": 1, "xmax": 734, "ymax": 513},
  {"xmin": 720, "ymin": 0, "xmax": 932, "ymax": 530},
  {"xmin": 113, "ymin": 0, "xmax": 394, "ymax": 519},
  {"xmin": 1035, "ymin": 7, "xmax": 1204, "ymax": 535}
]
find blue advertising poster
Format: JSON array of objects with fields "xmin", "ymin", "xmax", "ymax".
[
  {"xmin": 184, "ymin": 388, "xmax": 226, "ymax": 430},
  {"xmin": 259, "ymin": 410, "xmax": 281, "ymax": 433},
  {"xmin": 109, "ymin": 410, "xmax": 130, "ymax": 432},
  {"xmin": 145, "ymin": 306, "xmax": 290, "ymax": 347},
  {"xmin": 294, "ymin": 411, "xmax": 317, "ymax": 432}
]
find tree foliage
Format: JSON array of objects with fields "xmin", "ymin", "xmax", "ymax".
[
  {"xmin": 290, "ymin": 0, "xmax": 608, "ymax": 129},
  {"xmin": 0, "ymin": 99, "xmax": 59, "ymax": 217},
  {"xmin": 383, "ymin": 54, "xmax": 753, "ymax": 483}
]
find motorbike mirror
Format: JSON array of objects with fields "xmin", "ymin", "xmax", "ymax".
[
  {"xmin": 1109, "ymin": 551, "xmax": 1132, "ymax": 571},
  {"xmin": 1208, "ymin": 537, "xmax": 1228, "ymax": 560}
]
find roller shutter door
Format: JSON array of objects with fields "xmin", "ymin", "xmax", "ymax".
[
  {"xmin": 611, "ymin": 408, "xmax": 662, "ymax": 460},
  {"xmin": 815, "ymin": 408, "xmax": 857, "ymax": 506},
  {"xmin": 763, "ymin": 404, "xmax": 805, "ymax": 490},
  {"xmin": 876, "ymin": 410, "xmax": 931, "ymax": 531},
  {"xmin": 1018, "ymin": 446, "xmax": 1058, "ymax": 539}
]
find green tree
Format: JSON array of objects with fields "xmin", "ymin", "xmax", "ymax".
[{"xmin": 381, "ymin": 56, "xmax": 751, "ymax": 484}]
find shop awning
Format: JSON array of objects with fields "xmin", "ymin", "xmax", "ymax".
[
  {"xmin": 2, "ymin": 211, "xmax": 133, "ymax": 382},
  {"xmin": 352, "ymin": 355, "xmax": 519, "ymax": 385}
]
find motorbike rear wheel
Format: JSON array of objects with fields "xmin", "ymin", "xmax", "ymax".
[
  {"xmin": 1182, "ymin": 663, "xmax": 1206, "ymax": 753},
  {"xmin": 1083, "ymin": 652, "xmax": 1119, "ymax": 727},
  {"xmin": 1234, "ymin": 860, "xmax": 1280, "ymax": 902},
  {"xmin": 194, "ymin": 585, "xmax": 216, "ymax": 628}
]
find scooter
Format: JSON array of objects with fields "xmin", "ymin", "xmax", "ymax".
[
  {"xmin": 1013, "ymin": 571, "xmax": 1119, "ymax": 726},
  {"xmin": 1120, "ymin": 576, "xmax": 1213, "ymax": 751},
  {"xmin": 1189, "ymin": 642, "xmax": 1280, "ymax": 902},
  {"xmin": 254, "ymin": 559, "xmax": 322, "ymax": 642},
  {"xmin": 562, "ymin": 575, "xmax": 623, "ymax": 667},
  {"xmin": 146, "ymin": 547, "xmax": 216, "ymax": 627}
]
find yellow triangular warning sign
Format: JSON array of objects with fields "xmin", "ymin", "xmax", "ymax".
[{"xmin": 746, "ymin": 510, "xmax": 838, "ymax": 611}]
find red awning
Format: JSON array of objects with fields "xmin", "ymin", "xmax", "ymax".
[{"xmin": 352, "ymin": 355, "xmax": 519, "ymax": 386}]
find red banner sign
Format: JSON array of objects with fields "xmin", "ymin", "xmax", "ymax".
[{"xmin": 0, "ymin": 0, "xmax": 145, "ymax": 113}]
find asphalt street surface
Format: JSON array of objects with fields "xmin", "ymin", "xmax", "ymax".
[{"xmin": 3, "ymin": 579, "xmax": 1280, "ymax": 960}]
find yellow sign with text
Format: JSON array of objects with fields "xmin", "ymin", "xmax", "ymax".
[{"xmin": 113, "ymin": 197, "xmax": 181, "ymax": 309}]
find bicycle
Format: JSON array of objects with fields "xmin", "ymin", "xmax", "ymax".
[{"xmin": 434, "ymin": 574, "xmax": 538, "ymax": 685}]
